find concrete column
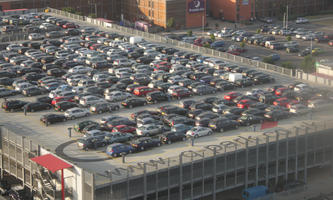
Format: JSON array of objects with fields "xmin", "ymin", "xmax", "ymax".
[
  {"xmin": 191, "ymin": 153, "xmax": 194, "ymax": 200},
  {"xmin": 234, "ymin": 146, "xmax": 237, "ymax": 185},
  {"xmin": 245, "ymin": 141, "xmax": 249, "ymax": 189},
  {"xmin": 167, "ymin": 158, "xmax": 170, "ymax": 200},
  {"xmin": 304, "ymin": 128, "xmax": 309, "ymax": 184},
  {"xmin": 275, "ymin": 133, "xmax": 279, "ymax": 185},
  {"xmin": 213, "ymin": 148, "xmax": 217, "ymax": 200},
  {"xmin": 265, "ymin": 136, "xmax": 269, "ymax": 186},
  {"xmin": 224, "ymin": 149, "xmax": 227, "ymax": 188},
  {"xmin": 255, "ymin": 138, "xmax": 259, "ymax": 186},
  {"xmin": 127, "ymin": 169, "xmax": 129, "ymax": 200},
  {"xmin": 143, "ymin": 163, "xmax": 147, "ymax": 200},
  {"xmin": 179, "ymin": 153, "xmax": 183, "ymax": 200},
  {"xmin": 202, "ymin": 152, "xmax": 205, "ymax": 197},
  {"xmin": 295, "ymin": 128, "xmax": 299, "ymax": 180},
  {"xmin": 285, "ymin": 132, "xmax": 289, "ymax": 183},
  {"xmin": 155, "ymin": 165, "xmax": 159, "ymax": 200}
]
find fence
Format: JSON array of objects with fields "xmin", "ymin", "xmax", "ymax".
[{"xmin": 47, "ymin": 7, "xmax": 333, "ymax": 88}]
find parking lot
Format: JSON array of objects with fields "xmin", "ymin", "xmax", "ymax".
[
  {"xmin": 166, "ymin": 15, "xmax": 333, "ymax": 69},
  {"xmin": 1, "ymin": 12, "xmax": 333, "ymax": 176}
]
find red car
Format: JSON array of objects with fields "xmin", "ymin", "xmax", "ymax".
[
  {"xmin": 237, "ymin": 99, "xmax": 257, "ymax": 109},
  {"xmin": 329, "ymin": 40, "xmax": 333, "ymax": 47},
  {"xmin": 154, "ymin": 61, "xmax": 171, "ymax": 71},
  {"xmin": 273, "ymin": 97, "xmax": 299, "ymax": 108},
  {"xmin": 227, "ymin": 50, "xmax": 241, "ymax": 55},
  {"xmin": 171, "ymin": 89, "xmax": 192, "ymax": 99},
  {"xmin": 62, "ymin": 23, "xmax": 79, "ymax": 29},
  {"xmin": 224, "ymin": 92, "xmax": 242, "ymax": 101},
  {"xmin": 51, "ymin": 96, "xmax": 74, "ymax": 105},
  {"xmin": 112, "ymin": 125, "xmax": 136, "ymax": 134},
  {"xmin": 133, "ymin": 86, "xmax": 158, "ymax": 96},
  {"xmin": 275, "ymin": 87, "xmax": 290, "ymax": 96},
  {"xmin": 89, "ymin": 44, "xmax": 103, "ymax": 50}
]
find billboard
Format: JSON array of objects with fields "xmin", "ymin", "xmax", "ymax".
[{"xmin": 188, "ymin": 0, "xmax": 205, "ymax": 13}]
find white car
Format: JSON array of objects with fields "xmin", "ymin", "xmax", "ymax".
[
  {"xmin": 64, "ymin": 108, "xmax": 90, "ymax": 119},
  {"xmin": 105, "ymin": 91, "xmax": 132, "ymax": 102},
  {"xmin": 68, "ymin": 66, "xmax": 93, "ymax": 74},
  {"xmin": 186, "ymin": 126, "xmax": 213, "ymax": 138},
  {"xmin": 289, "ymin": 104, "xmax": 310, "ymax": 115},
  {"xmin": 15, "ymin": 82, "xmax": 33, "ymax": 91},
  {"xmin": 28, "ymin": 33, "xmax": 44, "ymax": 41},
  {"xmin": 296, "ymin": 17, "xmax": 309, "ymax": 24},
  {"xmin": 79, "ymin": 95, "xmax": 105, "ymax": 107},
  {"xmin": 136, "ymin": 124, "xmax": 164, "ymax": 136}
]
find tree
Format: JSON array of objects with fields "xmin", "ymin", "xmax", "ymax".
[
  {"xmin": 300, "ymin": 55, "xmax": 316, "ymax": 73},
  {"xmin": 210, "ymin": 34, "xmax": 215, "ymax": 42},
  {"xmin": 62, "ymin": 7, "xmax": 76, "ymax": 14},
  {"xmin": 167, "ymin": 17, "xmax": 175, "ymax": 29},
  {"xmin": 286, "ymin": 36, "xmax": 292, "ymax": 41},
  {"xmin": 263, "ymin": 56, "xmax": 275, "ymax": 64},
  {"xmin": 187, "ymin": 30, "xmax": 193, "ymax": 37},
  {"xmin": 203, "ymin": 43, "xmax": 211, "ymax": 48},
  {"xmin": 281, "ymin": 62, "xmax": 295, "ymax": 69},
  {"xmin": 240, "ymin": 41, "xmax": 246, "ymax": 48},
  {"xmin": 256, "ymin": 29, "xmax": 261, "ymax": 34},
  {"xmin": 88, "ymin": 13, "xmax": 97, "ymax": 18}
]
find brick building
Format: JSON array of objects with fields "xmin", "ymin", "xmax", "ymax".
[
  {"xmin": 0, "ymin": 0, "xmax": 50, "ymax": 11},
  {"xmin": 122, "ymin": 0, "xmax": 206, "ymax": 29},
  {"xmin": 210, "ymin": 0, "xmax": 254, "ymax": 22}
]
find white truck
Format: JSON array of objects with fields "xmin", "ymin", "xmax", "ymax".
[
  {"xmin": 228, "ymin": 73, "xmax": 243, "ymax": 82},
  {"xmin": 130, "ymin": 36, "xmax": 143, "ymax": 44}
]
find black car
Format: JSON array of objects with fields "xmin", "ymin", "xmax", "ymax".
[
  {"xmin": 242, "ymin": 108, "xmax": 266, "ymax": 116},
  {"xmin": 0, "ymin": 77, "xmax": 14, "ymax": 86},
  {"xmin": 36, "ymin": 96, "xmax": 53, "ymax": 104},
  {"xmin": 22, "ymin": 87, "xmax": 44, "ymax": 96},
  {"xmin": 234, "ymin": 78, "xmax": 254, "ymax": 87},
  {"xmin": 24, "ymin": 102, "xmax": 52, "ymax": 112},
  {"xmin": 264, "ymin": 110, "xmax": 290, "ymax": 121},
  {"xmin": 223, "ymin": 107, "xmax": 245, "ymax": 115},
  {"xmin": 2, "ymin": 100, "xmax": 27, "ymax": 112},
  {"xmin": 158, "ymin": 105, "xmax": 188, "ymax": 116},
  {"xmin": 189, "ymin": 102, "xmax": 213, "ymax": 111},
  {"xmin": 208, "ymin": 118, "xmax": 239, "ymax": 132},
  {"xmin": 121, "ymin": 98, "xmax": 147, "ymax": 108},
  {"xmin": 253, "ymin": 75, "xmax": 275, "ymax": 84},
  {"xmin": 40, "ymin": 114, "xmax": 67, "ymax": 125},
  {"xmin": 130, "ymin": 137, "xmax": 161, "ymax": 151},
  {"xmin": 180, "ymin": 99, "xmax": 196, "ymax": 109},
  {"xmin": 23, "ymin": 73, "xmax": 45, "ymax": 81},
  {"xmin": 188, "ymin": 109, "xmax": 205, "ymax": 119},
  {"xmin": 195, "ymin": 118, "xmax": 211, "ymax": 127},
  {"xmin": 237, "ymin": 114, "xmax": 264, "ymax": 126},
  {"xmin": 160, "ymin": 132, "xmax": 186, "ymax": 144},
  {"xmin": 54, "ymin": 101, "xmax": 78, "ymax": 111},
  {"xmin": 90, "ymin": 102, "xmax": 120, "ymax": 114},
  {"xmin": 169, "ymin": 116, "xmax": 195, "ymax": 126},
  {"xmin": 77, "ymin": 137, "xmax": 105, "ymax": 150},
  {"xmin": 146, "ymin": 91, "xmax": 170, "ymax": 103}
]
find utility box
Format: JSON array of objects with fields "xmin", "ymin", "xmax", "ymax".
[{"xmin": 130, "ymin": 36, "xmax": 143, "ymax": 44}]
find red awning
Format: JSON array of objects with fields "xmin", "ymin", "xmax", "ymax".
[{"xmin": 31, "ymin": 154, "xmax": 72, "ymax": 173}]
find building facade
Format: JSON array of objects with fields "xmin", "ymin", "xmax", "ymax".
[
  {"xmin": 210, "ymin": 0, "xmax": 255, "ymax": 22},
  {"xmin": 255, "ymin": 0, "xmax": 333, "ymax": 19},
  {"xmin": 122, "ymin": 0, "xmax": 206, "ymax": 29}
]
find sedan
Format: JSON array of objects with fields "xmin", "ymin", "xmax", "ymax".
[
  {"xmin": 64, "ymin": 108, "xmax": 90, "ymax": 120},
  {"xmin": 192, "ymin": 85, "xmax": 217, "ymax": 95},
  {"xmin": 121, "ymin": 98, "xmax": 147, "ymax": 108},
  {"xmin": 103, "ymin": 132, "xmax": 133, "ymax": 145},
  {"xmin": 106, "ymin": 143, "xmax": 134, "ymax": 157},
  {"xmin": 237, "ymin": 115, "xmax": 264, "ymax": 126},
  {"xmin": 186, "ymin": 126, "xmax": 213, "ymax": 138},
  {"xmin": 40, "ymin": 114, "xmax": 67, "ymax": 125},
  {"xmin": 160, "ymin": 132, "xmax": 186, "ymax": 144}
]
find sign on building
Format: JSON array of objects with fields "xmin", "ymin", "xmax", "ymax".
[{"xmin": 188, "ymin": 0, "xmax": 205, "ymax": 13}]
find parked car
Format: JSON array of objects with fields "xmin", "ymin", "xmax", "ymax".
[
  {"xmin": 40, "ymin": 114, "xmax": 67, "ymax": 125},
  {"xmin": 90, "ymin": 102, "xmax": 120, "ymax": 114},
  {"xmin": 1, "ymin": 100, "xmax": 27, "ymax": 112},
  {"xmin": 160, "ymin": 132, "xmax": 186, "ymax": 144},
  {"xmin": 74, "ymin": 120, "xmax": 99, "ymax": 133},
  {"xmin": 136, "ymin": 124, "xmax": 165, "ymax": 136},
  {"xmin": 77, "ymin": 137, "xmax": 105, "ymax": 150},
  {"xmin": 24, "ymin": 102, "xmax": 52, "ymax": 112},
  {"xmin": 103, "ymin": 132, "xmax": 133, "ymax": 145},
  {"xmin": 106, "ymin": 143, "xmax": 134, "ymax": 157},
  {"xmin": 130, "ymin": 137, "xmax": 161, "ymax": 151},
  {"xmin": 121, "ymin": 98, "xmax": 147, "ymax": 108},
  {"xmin": 186, "ymin": 126, "xmax": 213, "ymax": 138},
  {"xmin": 64, "ymin": 108, "xmax": 90, "ymax": 119},
  {"xmin": 208, "ymin": 118, "xmax": 239, "ymax": 132}
]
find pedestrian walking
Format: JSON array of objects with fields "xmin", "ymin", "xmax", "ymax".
[
  {"xmin": 24, "ymin": 107, "xmax": 27, "ymax": 116},
  {"xmin": 191, "ymin": 136, "xmax": 195, "ymax": 146}
]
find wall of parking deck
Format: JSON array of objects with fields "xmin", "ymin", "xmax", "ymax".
[
  {"xmin": 47, "ymin": 8, "xmax": 333, "ymax": 88},
  {"xmin": 94, "ymin": 121, "xmax": 333, "ymax": 200},
  {"xmin": 0, "ymin": 126, "xmax": 94, "ymax": 200}
]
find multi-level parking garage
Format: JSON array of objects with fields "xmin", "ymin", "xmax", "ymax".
[{"xmin": 0, "ymin": 9, "xmax": 333, "ymax": 200}]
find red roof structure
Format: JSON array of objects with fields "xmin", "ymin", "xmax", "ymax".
[{"xmin": 30, "ymin": 154, "xmax": 72, "ymax": 173}]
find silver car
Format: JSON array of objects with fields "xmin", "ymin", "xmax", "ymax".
[
  {"xmin": 186, "ymin": 126, "xmax": 213, "ymax": 138},
  {"xmin": 64, "ymin": 108, "xmax": 90, "ymax": 119},
  {"xmin": 136, "ymin": 124, "xmax": 164, "ymax": 136},
  {"xmin": 105, "ymin": 91, "xmax": 132, "ymax": 102}
]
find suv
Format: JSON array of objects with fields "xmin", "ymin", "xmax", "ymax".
[
  {"xmin": 90, "ymin": 102, "xmax": 120, "ymax": 114},
  {"xmin": 2, "ymin": 100, "xmax": 27, "ymax": 112},
  {"xmin": 106, "ymin": 143, "xmax": 134, "ymax": 157},
  {"xmin": 146, "ymin": 91, "xmax": 170, "ymax": 103},
  {"xmin": 79, "ymin": 95, "xmax": 104, "ymax": 107}
]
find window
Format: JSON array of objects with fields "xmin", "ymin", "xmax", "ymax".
[
  {"xmin": 149, "ymin": 10, "xmax": 151, "ymax": 16},
  {"xmin": 152, "ymin": 1, "xmax": 154, "ymax": 8},
  {"xmin": 152, "ymin": 10, "xmax": 154, "ymax": 17}
]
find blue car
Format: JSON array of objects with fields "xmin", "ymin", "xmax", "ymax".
[
  {"xmin": 211, "ymin": 40, "xmax": 225, "ymax": 48},
  {"xmin": 106, "ymin": 143, "xmax": 134, "ymax": 157}
]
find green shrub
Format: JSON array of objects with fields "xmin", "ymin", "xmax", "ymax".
[
  {"xmin": 286, "ymin": 36, "xmax": 292, "ymax": 41},
  {"xmin": 300, "ymin": 55, "xmax": 316, "ymax": 73},
  {"xmin": 263, "ymin": 56, "xmax": 275, "ymax": 64},
  {"xmin": 187, "ymin": 30, "xmax": 193, "ymax": 37}
]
